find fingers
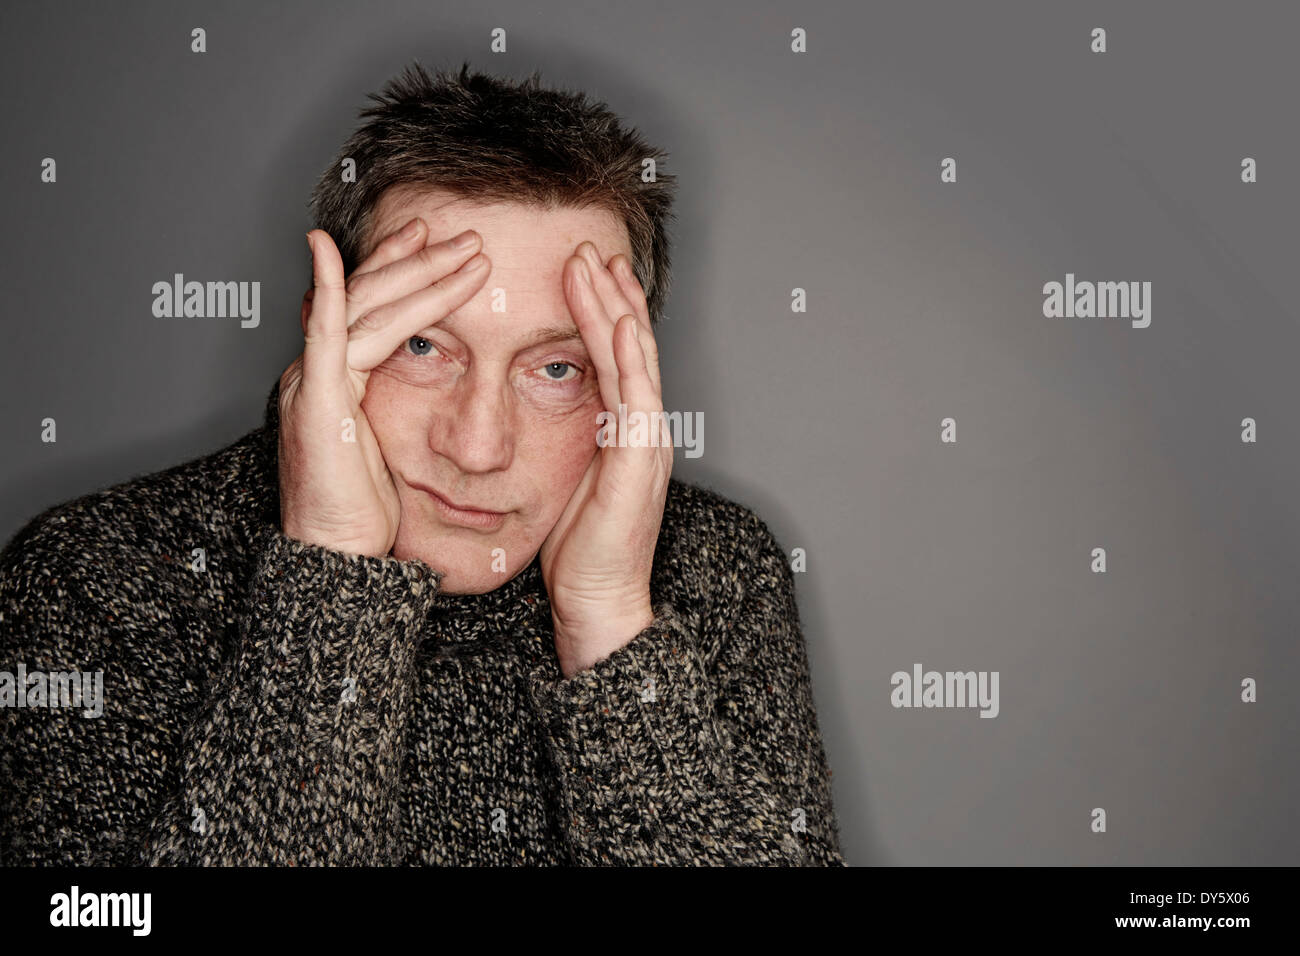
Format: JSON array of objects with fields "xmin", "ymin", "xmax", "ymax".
[
  {"xmin": 345, "ymin": 251, "xmax": 491, "ymax": 371},
  {"xmin": 567, "ymin": 242, "xmax": 663, "ymax": 405},
  {"xmin": 351, "ymin": 216, "xmax": 430, "ymax": 279},
  {"xmin": 612, "ymin": 314, "xmax": 651, "ymax": 406},
  {"xmin": 566, "ymin": 256, "xmax": 624, "ymax": 415},
  {"xmin": 596, "ymin": 314, "xmax": 671, "ymax": 490},
  {"xmin": 301, "ymin": 230, "xmax": 349, "ymax": 388},
  {"xmin": 608, "ymin": 253, "xmax": 661, "ymax": 395},
  {"xmin": 611, "ymin": 314, "xmax": 670, "ymax": 454},
  {"xmin": 344, "ymin": 229, "xmax": 484, "ymax": 328},
  {"xmin": 577, "ymin": 242, "xmax": 639, "ymax": 337},
  {"xmin": 301, "ymin": 222, "xmax": 482, "ymax": 385}
]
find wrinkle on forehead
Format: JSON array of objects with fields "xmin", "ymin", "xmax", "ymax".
[
  {"xmin": 364, "ymin": 184, "xmax": 631, "ymax": 262},
  {"xmin": 364, "ymin": 186, "xmax": 478, "ymax": 255}
]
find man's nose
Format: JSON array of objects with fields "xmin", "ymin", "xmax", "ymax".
[{"xmin": 429, "ymin": 369, "xmax": 514, "ymax": 474}]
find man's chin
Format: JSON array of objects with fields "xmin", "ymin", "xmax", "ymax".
[
  {"xmin": 435, "ymin": 571, "xmax": 507, "ymax": 596},
  {"xmin": 389, "ymin": 541, "xmax": 532, "ymax": 596}
]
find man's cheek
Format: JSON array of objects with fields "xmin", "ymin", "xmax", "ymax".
[
  {"xmin": 526, "ymin": 409, "xmax": 600, "ymax": 501},
  {"xmin": 361, "ymin": 373, "xmax": 437, "ymax": 446},
  {"xmin": 359, "ymin": 372, "xmax": 395, "ymax": 424},
  {"xmin": 558, "ymin": 399, "xmax": 603, "ymax": 476}
]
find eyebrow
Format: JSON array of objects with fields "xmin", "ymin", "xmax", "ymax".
[{"xmin": 514, "ymin": 326, "xmax": 586, "ymax": 350}]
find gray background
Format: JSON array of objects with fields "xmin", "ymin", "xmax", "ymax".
[{"xmin": 2, "ymin": 0, "xmax": 1297, "ymax": 865}]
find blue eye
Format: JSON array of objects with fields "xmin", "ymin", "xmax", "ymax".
[
  {"xmin": 542, "ymin": 362, "xmax": 575, "ymax": 380},
  {"xmin": 408, "ymin": 336, "xmax": 433, "ymax": 356}
]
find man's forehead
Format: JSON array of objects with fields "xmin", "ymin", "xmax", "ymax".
[
  {"xmin": 365, "ymin": 185, "xmax": 630, "ymax": 258},
  {"xmin": 367, "ymin": 185, "xmax": 476, "ymax": 241}
]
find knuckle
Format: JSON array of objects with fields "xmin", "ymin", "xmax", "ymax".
[
  {"xmin": 302, "ymin": 331, "xmax": 345, "ymax": 351},
  {"xmin": 344, "ymin": 271, "xmax": 369, "ymax": 302},
  {"xmin": 429, "ymin": 269, "xmax": 471, "ymax": 297},
  {"xmin": 350, "ymin": 307, "xmax": 384, "ymax": 335},
  {"xmin": 314, "ymin": 270, "xmax": 345, "ymax": 293},
  {"xmin": 380, "ymin": 226, "xmax": 410, "ymax": 250},
  {"xmin": 419, "ymin": 243, "xmax": 449, "ymax": 270}
]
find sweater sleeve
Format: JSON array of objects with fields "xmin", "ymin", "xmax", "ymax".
[
  {"xmin": 0, "ymin": 523, "xmax": 441, "ymax": 866},
  {"xmin": 524, "ymin": 521, "xmax": 845, "ymax": 866}
]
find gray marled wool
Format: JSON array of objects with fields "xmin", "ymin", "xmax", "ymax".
[{"xmin": 0, "ymin": 381, "xmax": 844, "ymax": 866}]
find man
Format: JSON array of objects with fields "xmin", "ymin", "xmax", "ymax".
[{"xmin": 0, "ymin": 62, "xmax": 844, "ymax": 865}]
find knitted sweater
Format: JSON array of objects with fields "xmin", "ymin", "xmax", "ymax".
[{"xmin": 0, "ymin": 380, "xmax": 844, "ymax": 866}]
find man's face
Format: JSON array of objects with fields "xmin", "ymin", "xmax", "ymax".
[{"xmin": 360, "ymin": 186, "xmax": 633, "ymax": 594}]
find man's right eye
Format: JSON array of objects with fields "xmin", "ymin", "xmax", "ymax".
[{"xmin": 407, "ymin": 336, "xmax": 434, "ymax": 356}]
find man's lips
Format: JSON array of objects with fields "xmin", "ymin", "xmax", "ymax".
[{"xmin": 409, "ymin": 482, "xmax": 508, "ymax": 530}]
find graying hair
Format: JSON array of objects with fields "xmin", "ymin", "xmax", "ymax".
[{"xmin": 309, "ymin": 61, "xmax": 677, "ymax": 327}]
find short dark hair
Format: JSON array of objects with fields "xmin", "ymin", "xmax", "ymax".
[{"xmin": 309, "ymin": 61, "xmax": 677, "ymax": 327}]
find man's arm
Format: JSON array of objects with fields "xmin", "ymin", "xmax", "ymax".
[
  {"xmin": 1, "ymin": 218, "xmax": 486, "ymax": 866},
  {"xmin": 0, "ymin": 522, "xmax": 441, "ymax": 865},
  {"xmin": 527, "ymin": 517, "xmax": 845, "ymax": 865}
]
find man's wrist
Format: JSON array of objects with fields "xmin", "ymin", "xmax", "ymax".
[{"xmin": 554, "ymin": 600, "xmax": 656, "ymax": 678}]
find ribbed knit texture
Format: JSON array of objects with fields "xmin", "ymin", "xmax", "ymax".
[{"xmin": 0, "ymin": 381, "xmax": 844, "ymax": 866}]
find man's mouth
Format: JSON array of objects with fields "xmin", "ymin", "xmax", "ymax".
[{"xmin": 410, "ymin": 482, "xmax": 508, "ymax": 531}]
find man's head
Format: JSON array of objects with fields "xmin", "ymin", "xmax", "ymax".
[
  {"xmin": 307, "ymin": 63, "xmax": 676, "ymax": 594},
  {"xmin": 311, "ymin": 62, "xmax": 676, "ymax": 327}
]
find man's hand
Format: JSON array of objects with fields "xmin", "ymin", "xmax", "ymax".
[
  {"xmin": 278, "ymin": 219, "xmax": 490, "ymax": 557},
  {"xmin": 540, "ymin": 242, "xmax": 673, "ymax": 678}
]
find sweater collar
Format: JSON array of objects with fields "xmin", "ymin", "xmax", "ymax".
[{"xmin": 259, "ymin": 379, "xmax": 550, "ymax": 643}]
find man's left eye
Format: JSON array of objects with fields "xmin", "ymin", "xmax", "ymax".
[{"xmin": 539, "ymin": 361, "xmax": 577, "ymax": 382}]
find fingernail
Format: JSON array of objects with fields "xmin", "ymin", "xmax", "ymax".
[
  {"xmin": 305, "ymin": 232, "xmax": 314, "ymax": 255},
  {"xmin": 401, "ymin": 218, "xmax": 422, "ymax": 240},
  {"xmin": 577, "ymin": 260, "xmax": 592, "ymax": 284},
  {"xmin": 452, "ymin": 229, "xmax": 478, "ymax": 248},
  {"xmin": 464, "ymin": 253, "xmax": 487, "ymax": 271},
  {"xmin": 631, "ymin": 320, "xmax": 640, "ymax": 344}
]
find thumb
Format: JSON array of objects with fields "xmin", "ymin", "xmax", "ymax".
[{"xmin": 301, "ymin": 230, "xmax": 348, "ymax": 388}]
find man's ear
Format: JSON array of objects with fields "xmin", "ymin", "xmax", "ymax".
[{"xmin": 300, "ymin": 289, "xmax": 314, "ymax": 336}]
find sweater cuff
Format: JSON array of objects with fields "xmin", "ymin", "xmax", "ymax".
[
  {"xmin": 251, "ymin": 524, "xmax": 443, "ymax": 641},
  {"xmin": 242, "ymin": 525, "xmax": 444, "ymax": 724},
  {"xmin": 156, "ymin": 527, "xmax": 446, "ymax": 864},
  {"xmin": 526, "ymin": 602, "xmax": 731, "ymax": 802}
]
